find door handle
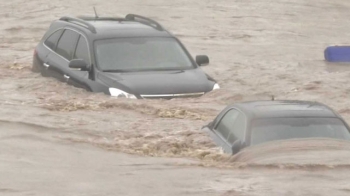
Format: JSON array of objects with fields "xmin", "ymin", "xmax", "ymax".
[
  {"xmin": 43, "ymin": 63, "xmax": 50, "ymax": 69},
  {"xmin": 63, "ymin": 74, "xmax": 70, "ymax": 79}
]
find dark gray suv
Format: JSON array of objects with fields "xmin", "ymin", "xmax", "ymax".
[{"xmin": 33, "ymin": 14, "xmax": 219, "ymax": 99}]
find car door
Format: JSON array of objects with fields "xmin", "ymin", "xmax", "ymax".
[
  {"xmin": 213, "ymin": 109, "xmax": 246, "ymax": 154},
  {"xmin": 46, "ymin": 29, "xmax": 79, "ymax": 82},
  {"xmin": 66, "ymin": 35, "xmax": 91, "ymax": 90},
  {"xmin": 40, "ymin": 29, "xmax": 64, "ymax": 76}
]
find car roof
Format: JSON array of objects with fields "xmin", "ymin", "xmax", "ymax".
[
  {"xmin": 55, "ymin": 16, "xmax": 173, "ymax": 40},
  {"xmin": 232, "ymin": 100, "xmax": 338, "ymax": 119},
  {"xmin": 89, "ymin": 20, "xmax": 172, "ymax": 38}
]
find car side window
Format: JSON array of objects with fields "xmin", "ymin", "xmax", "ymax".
[
  {"xmin": 215, "ymin": 109, "xmax": 240, "ymax": 141},
  {"xmin": 227, "ymin": 112, "xmax": 246, "ymax": 144},
  {"xmin": 44, "ymin": 29, "xmax": 63, "ymax": 50},
  {"xmin": 74, "ymin": 36, "xmax": 90, "ymax": 64},
  {"xmin": 56, "ymin": 29, "xmax": 79, "ymax": 60}
]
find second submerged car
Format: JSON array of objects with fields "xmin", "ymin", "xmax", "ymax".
[
  {"xmin": 202, "ymin": 100, "xmax": 350, "ymax": 154},
  {"xmin": 33, "ymin": 14, "xmax": 219, "ymax": 99}
]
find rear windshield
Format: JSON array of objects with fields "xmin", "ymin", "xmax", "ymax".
[
  {"xmin": 94, "ymin": 37, "xmax": 194, "ymax": 72},
  {"xmin": 251, "ymin": 118, "xmax": 350, "ymax": 145}
]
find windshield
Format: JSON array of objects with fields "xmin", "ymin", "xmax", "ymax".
[
  {"xmin": 251, "ymin": 118, "xmax": 350, "ymax": 145},
  {"xmin": 94, "ymin": 37, "xmax": 194, "ymax": 72}
]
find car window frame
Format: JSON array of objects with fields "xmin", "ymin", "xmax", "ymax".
[
  {"xmin": 213, "ymin": 107, "xmax": 247, "ymax": 146},
  {"xmin": 43, "ymin": 29, "xmax": 64, "ymax": 51},
  {"xmin": 43, "ymin": 27, "xmax": 92, "ymax": 65},
  {"xmin": 73, "ymin": 35, "xmax": 91, "ymax": 65},
  {"xmin": 55, "ymin": 29, "xmax": 80, "ymax": 61}
]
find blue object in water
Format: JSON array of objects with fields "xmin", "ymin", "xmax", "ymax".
[{"xmin": 325, "ymin": 46, "xmax": 350, "ymax": 62}]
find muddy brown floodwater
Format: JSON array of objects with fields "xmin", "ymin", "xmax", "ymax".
[{"xmin": 1, "ymin": 0, "xmax": 350, "ymax": 195}]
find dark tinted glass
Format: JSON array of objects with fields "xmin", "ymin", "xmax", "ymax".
[
  {"xmin": 216, "ymin": 110, "xmax": 239, "ymax": 140},
  {"xmin": 94, "ymin": 37, "xmax": 193, "ymax": 71},
  {"xmin": 56, "ymin": 30, "xmax": 79, "ymax": 60},
  {"xmin": 74, "ymin": 36, "xmax": 90, "ymax": 64},
  {"xmin": 44, "ymin": 30, "xmax": 63, "ymax": 50},
  {"xmin": 251, "ymin": 118, "xmax": 350, "ymax": 145}
]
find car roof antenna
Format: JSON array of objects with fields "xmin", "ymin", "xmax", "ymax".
[{"xmin": 93, "ymin": 6, "xmax": 99, "ymax": 19}]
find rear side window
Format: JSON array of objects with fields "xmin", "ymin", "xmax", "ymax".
[
  {"xmin": 74, "ymin": 36, "xmax": 90, "ymax": 64},
  {"xmin": 44, "ymin": 29, "xmax": 63, "ymax": 50},
  {"xmin": 56, "ymin": 29, "xmax": 79, "ymax": 60},
  {"xmin": 216, "ymin": 109, "xmax": 240, "ymax": 140}
]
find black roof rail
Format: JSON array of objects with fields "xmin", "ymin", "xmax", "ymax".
[
  {"xmin": 59, "ymin": 16, "xmax": 96, "ymax": 33},
  {"xmin": 125, "ymin": 14, "xmax": 164, "ymax": 31},
  {"xmin": 77, "ymin": 16, "xmax": 127, "ymax": 22}
]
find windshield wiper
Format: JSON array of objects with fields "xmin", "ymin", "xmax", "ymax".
[
  {"xmin": 102, "ymin": 69, "xmax": 134, "ymax": 73},
  {"xmin": 139, "ymin": 68, "xmax": 186, "ymax": 72},
  {"xmin": 103, "ymin": 68, "xmax": 188, "ymax": 73}
]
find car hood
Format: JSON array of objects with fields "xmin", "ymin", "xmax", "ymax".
[{"xmin": 97, "ymin": 68, "xmax": 215, "ymax": 95}]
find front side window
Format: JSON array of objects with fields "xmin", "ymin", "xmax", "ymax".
[
  {"xmin": 94, "ymin": 37, "xmax": 194, "ymax": 72},
  {"xmin": 56, "ymin": 29, "xmax": 79, "ymax": 60},
  {"xmin": 251, "ymin": 117, "xmax": 350, "ymax": 145},
  {"xmin": 44, "ymin": 29, "xmax": 63, "ymax": 50},
  {"xmin": 227, "ymin": 113, "xmax": 246, "ymax": 144},
  {"xmin": 74, "ymin": 36, "xmax": 90, "ymax": 64},
  {"xmin": 215, "ymin": 109, "xmax": 240, "ymax": 141}
]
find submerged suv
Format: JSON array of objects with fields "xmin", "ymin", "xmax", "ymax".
[{"xmin": 33, "ymin": 14, "xmax": 219, "ymax": 99}]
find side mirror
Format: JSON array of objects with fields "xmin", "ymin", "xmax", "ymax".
[
  {"xmin": 69, "ymin": 59, "xmax": 89, "ymax": 71},
  {"xmin": 196, "ymin": 55, "xmax": 209, "ymax": 66}
]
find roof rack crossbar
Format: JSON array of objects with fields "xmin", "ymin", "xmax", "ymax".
[
  {"xmin": 59, "ymin": 16, "xmax": 96, "ymax": 33},
  {"xmin": 77, "ymin": 16, "xmax": 127, "ymax": 21},
  {"xmin": 125, "ymin": 14, "xmax": 164, "ymax": 31}
]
